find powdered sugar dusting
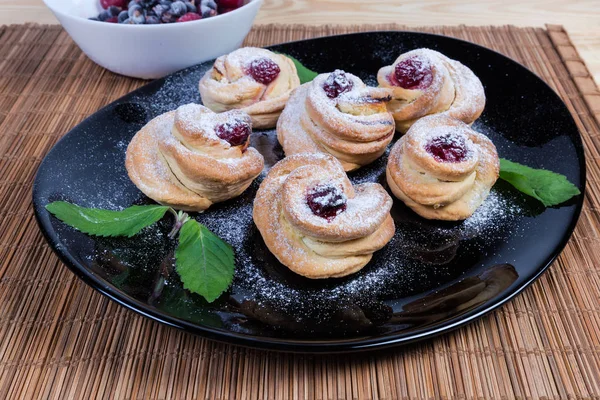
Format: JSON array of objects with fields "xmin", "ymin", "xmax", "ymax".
[
  {"xmin": 174, "ymin": 103, "xmax": 220, "ymax": 140},
  {"xmin": 40, "ymin": 35, "xmax": 566, "ymax": 339}
]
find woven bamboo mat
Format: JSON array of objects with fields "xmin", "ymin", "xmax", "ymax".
[{"xmin": 1, "ymin": 23, "xmax": 600, "ymax": 399}]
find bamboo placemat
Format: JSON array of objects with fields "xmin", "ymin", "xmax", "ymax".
[{"xmin": 1, "ymin": 23, "xmax": 599, "ymax": 399}]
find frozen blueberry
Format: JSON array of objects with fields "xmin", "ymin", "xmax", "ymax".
[
  {"xmin": 200, "ymin": 7, "xmax": 217, "ymax": 17},
  {"xmin": 170, "ymin": 0, "xmax": 187, "ymax": 16},
  {"xmin": 98, "ymin": 10, "xmax": 111, "ymax": 21},
  {"xmin": 159, "ymin": 0, "xmax": 173, "ymax": 5},
  {"xmin": 146, "ymin": 15, "xmax": 160, "ymax": 23},
  {"xmin": 130, "ymin": 11, "xmax": 146, "ymax": 23},
  {"xmin": 199, "ymin": 0, "xmax": 217, "ymax": 16},
  {"xmin": 184, "ymin": 1, "xmax": 197, "ymax": 12},
  {"xmin": 201, "ymin": 0, "xmax": 217, "ymax": 9},
  {"xmin": 107, "ymin": 5, "xmax": 121, "ymax": 15},
  {"xmin": 128, "ymin": 4, "xmax": 142, "ymax": 16},
  {"xmin": 139, "ymin": 0, "xmax": 157, "ymax": 7},
  {"xmin": 152, "ymin": 4, "xmax": 167, "ymax": 16},
  {"xmin": 160, "ymin": 11, "xmax": 176, "ymax": 22},
  {"xmin": 89, "ymin": 17, "xmax": 99, "ymax": 21},
  {"xmin": 118, "ymin": 10, "xmax": 129, "ymax": 22}
]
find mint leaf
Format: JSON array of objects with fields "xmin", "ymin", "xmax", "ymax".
[
  {"xmin": 175, "ymin": 219, "xmax": 235, "ymax": 303},
  {"xmin": 499, "ymin": 159, "xmax": 581, "ymax": 207},
  {"xmin": 286, "ymin": 54, "xmax": 319, "ymax": 84},
  {"xmin": 46, "ymin": 202, "xmax": 170, "ymax": 237}
]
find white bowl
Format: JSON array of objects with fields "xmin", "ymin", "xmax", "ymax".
[{"xmin": 44, "ymin": 0, "xmax": 264, "ymax": 79}]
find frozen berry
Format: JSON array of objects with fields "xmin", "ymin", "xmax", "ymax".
[
  {"xmin": 128, "ymin": 4, "xmax": 142, "ymax": 15},
  {"xmin": 306, "ymin": 184, "xmax": 347, "ymax": 221},
  {"xmin": 425, "ymin": 134, "xmax": 469, "ymax": 163},
  {"xmin": 216, "ymin": 0, "xmax": 243, "ymax": 12},
  {"xmin": 170, "ymin": 0, "xmax": 188, "ymax": 16},
  {"xmin": 177, "ymin": 12, "xmax": 201, "ymax": 21},
  {"xmin": 322, "ymin": 70, "xmax": 353, "ymax": 98},
  {"xmin": 118, "ymin": 10, "xmax": 129, "ymax": 22},
  {"xmin": 101, "ymin": 0, "xmax": 127, "ymax": 9},
  {"xmin": 152, "ymin": 4, "xmax": 168, "ymax": 16},
  {"xmin": 108, "ymin": 5, "xmax": 122, "ymax": 15},
  {"xmin": 139, "ymin": 0, "xmax": 158, "ymax": 7},
  {"xmin": 184, "ymin": 1, "xmax": 197, "ymax": 12},
  {"xmin": 146, "ymin": 15, "xmax": 160, "ymax": 23},
  {"xmin": 200, "ymin": 7, "xmax": 217, "ymax": 17},
  {"xmin": 246, "ymin": 58, "xmax": 280, "ymax": 85},
  {"xmin": 97, "ymin": 10, "xmax": 112, "ymax": 21},
  {"xmin": 392, "ymin": 57, "xmax": 433, "ymax": 90},
  {"xmin": 106, "ymin": 16, "xmax": 119, "ymax": 22},
  {"xmin": 161, "ymin": 11, "xmax": 177, "ymax": 22},
  {"xmin": 215, "ymin": 121, "xmax": 251, "ymax": 146}
]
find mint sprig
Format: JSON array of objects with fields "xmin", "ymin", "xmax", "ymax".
[
  {"xmin": 499, "ymin": 158, "xmax": 581, "ymax": 206},
  {"xmin": 45, "ymin": 202, "xmax": 170, "ymax": 237},
  {"xmin": 175, "ymin": 220, "xmax": 235, "ymax": 303},
  {"xmin": 46, "ymin": 202, "xmax": 235, "ymax": 303},
  {"xmin": 284, "ymin": 54, "xmax": 319, "ymax": 84}
]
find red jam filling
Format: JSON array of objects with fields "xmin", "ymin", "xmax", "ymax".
[
  {"xmin": 391, "ymin": 57, "xmax": 433, "ymax": 90},
  {"xmin": 215, "ymin": 121, "xmax": 251, "ymax": 146},
  {"xmin": 306, "ymin": 184, "xmax": 347, "ymax": 221},
  {"xmin": 247, "ymin": 57, "xmax": 280, "ymax": 85},
  {"xmin": 425, "ymin": 134, "xmax": 468, "ymax": 163},
  {"xmin": 323, "ymin": 70, "xmax": 354, "ymax": 98}
]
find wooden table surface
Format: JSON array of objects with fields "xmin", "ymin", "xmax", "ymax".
[{"xmin": 1, "ymin": 0, "xmax": 598, "ymax": 84}]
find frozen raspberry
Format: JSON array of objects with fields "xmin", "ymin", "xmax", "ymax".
[
  {"xmin": 100, "ymin": 0, "xmax": 127, "ymax": 9},
  {"xmin": 177, "ymin": 12, "xmax": 201, "ymax": 22},
  {"xmin": 215, "ymin": 121, "xmax": 251, "ymax": 146},
  {"xmin": 392, "ymin": 57, "xmax": 433, "ymax": 90},
  {"xmin": 322, "ymin": 70, "xmax": 353, "ymax": 99},
  {"xmin": 425, "ymin": 134, "xmax": 468, "ymax": 163},
  {"xmin": 216, "ymin": 0, "xmax": 243, "ymax": 13},
  {"xmin": 306, "ymin": 184, "xmax": 347, "ymax": 221},
  {"xmin": 247, "ymin": 58, "xmax": 280, "ymax": 85}
]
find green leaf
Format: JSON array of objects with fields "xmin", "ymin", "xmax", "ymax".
[
  {"xmin": 286, "ymin": 54, "xmax": 319, "ymax": 84},
  {"xmin": 499, "ymin": 158, "xmax": 581, "ymax": 207},
  {"xmin": 175, "ymin": 219, "xmax": 235, "ymax": 303},
  {"xmin": 45, "ymin": 201, "xmax": 170, "ymax": 237}
]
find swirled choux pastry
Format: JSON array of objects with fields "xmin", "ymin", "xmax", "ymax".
[
  {"xmin": 386, "ymin": 115, "xmax": 499, "ymax": 221},
  {"xmin": 377, "ymin": 48, "xmax": 485, "ymax": 133},
  {"xmin": 277, "ymin": 70, "xmax": 396, "ymax": 172},
  {"xmin": 126, "ymin": 104, "xmax": 264, "ymax": 212},
  {"xmin": 199, "ymin": 47, "xmax": 300, "ymax": 129},
  {"xmin": 253, "ymin": 153, "xmax": 395, "ymax": 279}
]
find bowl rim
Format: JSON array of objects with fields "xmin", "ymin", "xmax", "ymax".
[{"xmin": 43, "ymin": 0, "xmax": 264, "ymax": 28}]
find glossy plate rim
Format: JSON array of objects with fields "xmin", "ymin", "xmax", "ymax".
[{"xmin": 32, "ymin": 31, "xmax": 587, "ymax": 353}]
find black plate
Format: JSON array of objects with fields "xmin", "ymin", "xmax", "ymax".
[{"xmin": 33, "ymin": 31, "xmax": 585, "ymax": 352}]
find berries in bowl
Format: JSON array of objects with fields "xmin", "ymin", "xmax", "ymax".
[
  {"xmin": 91, "ymin": 0, "xmax": 246, "ymax": 25},
  {"xmin": 42, "ymin": 0, "xmax": 264, "ymax": 79}
]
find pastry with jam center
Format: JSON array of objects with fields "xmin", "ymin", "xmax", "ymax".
[
  {"xmin": 277, "ymin": 70, "xmax": 396, "ymax": 172},
  {"xmin": 126, "ymin": 103, "xmax": 264, "ymax": 211},
  {"xmin": 378, "ymin": 48, "xmax": 485, "ymax": 133},
  {"xmin": 199, "ymin": 47, "xmax": 300, "ymax": 129},
  {"xmin": 386, "ymin": 114, "xmax": 499, "ymax": 220},
  {"xmin": 253, "ymin": 153, "xmax": 395, "ymax": 279}
]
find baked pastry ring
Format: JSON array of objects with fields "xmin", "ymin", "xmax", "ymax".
[
  {"xmin": 277, "ymin": 70, "xmax": 395, "ymax": 171},
  {"xmin": 386, "ymin": 114, "xmax": 499, "ymax": 221},
  {"xmin": 199, "ymin": 47, "xmax": 300, "ymax": 129},
  {"xmin": 126, "ymin": 104, "xmax": 264, "ymax": 212},
  {"xmin": 253, "ymin": 153, "xmax": 395, "ymax": 279},
  {"xmin": 377, "ymin": 48, "xmax": 485, "ymax": 133}
]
